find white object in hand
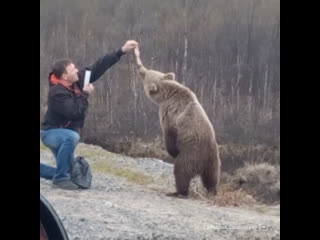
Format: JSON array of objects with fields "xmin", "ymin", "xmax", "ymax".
[{"xmin": 84, "ymin": 70, "xmax": 91, "ymax": 89}]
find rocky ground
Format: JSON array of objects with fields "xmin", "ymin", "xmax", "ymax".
[{"xmin": 40, "ymin": 143, "xmax": 280, "ymax": 240}]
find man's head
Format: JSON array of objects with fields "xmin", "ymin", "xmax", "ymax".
[{"xmin": 51, "ymin": 59, "xmax": 79, "ymax": 84}]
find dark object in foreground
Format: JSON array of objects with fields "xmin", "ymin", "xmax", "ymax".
[{"xmin": 40, "ymin": 193, "xmax": 69, "ymax": 240}]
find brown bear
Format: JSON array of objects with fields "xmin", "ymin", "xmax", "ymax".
[{"xmin": 134, "ymin": 47, "xmax": 221, "ymax": 197}]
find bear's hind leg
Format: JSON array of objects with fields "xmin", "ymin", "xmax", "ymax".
[
  {"xmin": 201, "ymin": 170, "xmax": 218, "ymax": 195},
  {"xmin": 167, "ymin": 164, "xmax": 192, "ymax": 198}
]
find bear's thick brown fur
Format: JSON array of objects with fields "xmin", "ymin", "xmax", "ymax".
[{"xmin": 135, "ymin": 48, "xmax": 221, "ymax": 197}]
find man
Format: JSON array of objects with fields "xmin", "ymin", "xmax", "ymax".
[{"xmin": 40, "ymin": 40, "xmax": 138, "ymax": 190}]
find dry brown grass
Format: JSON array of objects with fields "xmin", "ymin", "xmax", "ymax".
[{"xmin": 186, "ymin": 174, "xmax": 257, "ymax": 207}]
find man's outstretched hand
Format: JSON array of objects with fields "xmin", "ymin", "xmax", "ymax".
[{"xmin": 121, "ymin": 40, "xmax": 139, "ymax": 53}]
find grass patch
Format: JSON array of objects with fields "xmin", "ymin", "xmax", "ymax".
[
  {"xmin": 252, "ymin": 205, "xmax": 269, "ymax": 214},
  {"xmin": 40, "ymin": 141, "xmax": 49, "ymax": 151},
  {"xmin": 92, "ymin": 162, "xmax": 153, "ymax": 186},
  {"xmin": 189, "ymin": 180, "xmax": 257, "ymax": 207}
]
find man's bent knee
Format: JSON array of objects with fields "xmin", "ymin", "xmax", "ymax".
[{"xmin": 64, "ymin": 130, "xmax": 80, "ymax": 146}]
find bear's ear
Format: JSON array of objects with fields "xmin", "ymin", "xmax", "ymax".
[
  {"xmin": 147, "ymin": 83, "xmax": 158, "ymax": 95},
  {"xmin": 163, "ymin": 72, "xmax": 175, "ymax": 81}
]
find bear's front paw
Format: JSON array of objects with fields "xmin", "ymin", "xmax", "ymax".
[{"xmin": 168, "ymin": 149, "xmax": 179, "ymax": 158}]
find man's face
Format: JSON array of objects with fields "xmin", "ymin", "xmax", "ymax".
[{"xmin": 63, "ymin": 63, "xmax": 79, "ymax": 83}]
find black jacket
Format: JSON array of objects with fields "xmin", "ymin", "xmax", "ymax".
[{"xmin": 41, "ymin": 49, "xmax": 125, "ymax": 133}]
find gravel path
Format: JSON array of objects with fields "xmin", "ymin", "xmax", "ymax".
[{"xmin": 40, "ymin": 144, "xmax": 280, "ymax": 240}]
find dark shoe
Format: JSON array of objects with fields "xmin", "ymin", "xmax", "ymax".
[{"xmin": 53, "ymin": 179, "xmax": 80, "ymax": 190}]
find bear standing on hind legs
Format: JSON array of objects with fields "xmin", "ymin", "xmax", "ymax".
[{"xmin": 134, "ymin": 46, "xmax": 221, "ymax": 198}]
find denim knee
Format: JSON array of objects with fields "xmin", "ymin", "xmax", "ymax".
[
  {"xmin": 40, "ymin": 129, "xmax": 80, "ymax": 148},
  {"xmin": 65, "ymin": 131, "xmax": 80, "ymax": 146}
]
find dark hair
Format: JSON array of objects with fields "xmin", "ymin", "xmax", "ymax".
[{"xmin": 51, "ymin": 59, "xmax": 72, "ymax": 78}]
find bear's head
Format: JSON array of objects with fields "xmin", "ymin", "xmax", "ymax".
[{"xmin": 137, "ymin": 65, "xmax": 176, "ymax": 104}]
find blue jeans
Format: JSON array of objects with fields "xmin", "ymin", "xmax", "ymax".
[{"xmin": 40, "ymin": 129, "xmax": 80, "ymax": 183}]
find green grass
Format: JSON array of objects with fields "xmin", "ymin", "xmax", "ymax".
[
  {"xmin": 41, "ymin": 141, "xmax": 153, "ymax": 186},
  {"xmin": 92, "ymin": 162, "xmax": 153, "ymax": 186},
  {"xmin": 40, "ymin": 141, "xmax": 49, "ymax": 151},
  {"xmin": 252, "ymin": 205, "xmax": 269, "ymax": 214}
]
